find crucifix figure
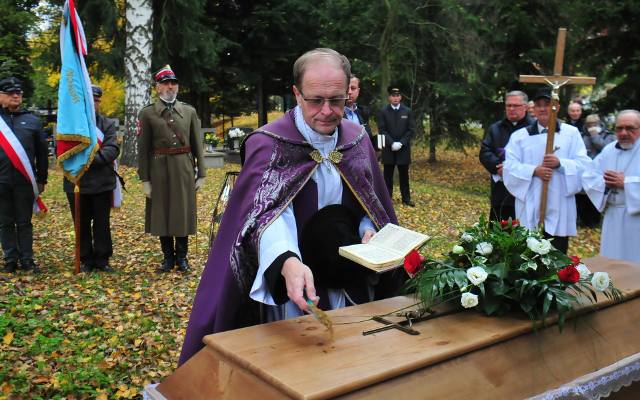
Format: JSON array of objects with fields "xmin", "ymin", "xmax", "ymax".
[{"xmin": 519, "ymin": 28, "xmax": 596, "ymax": 225}]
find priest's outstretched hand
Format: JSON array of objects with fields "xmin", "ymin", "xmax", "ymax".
[{"xmin": 281, "ymin": 256, "xmax": 319, "ymax": 312}]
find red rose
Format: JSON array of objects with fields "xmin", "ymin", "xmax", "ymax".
[
  {"xmin": 558, "ymin": 265, "xmax": 580, "ymax": 284},
  {"xmin": 500, "ymin": 220, "xmax": 509, "ymax": 227},
  {"xmin": 512, "ymin": 219, "xmax": 519, "ymax": 226},
  {"xmin": 404, "ymin": 250, "xmax": 424, "ymax": 275},
  {"xmin": 569, "ymin": 255, "xmax": 581, "ymax": 265}
]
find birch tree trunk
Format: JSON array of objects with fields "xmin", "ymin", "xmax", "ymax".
[{"xmin": 122, "ymin": 0, "xmax": 153, "ymax": 166}]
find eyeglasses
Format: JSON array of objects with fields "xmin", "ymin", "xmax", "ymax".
[
  {"xmin": 615, "ymin": 125, "xmax": 639, "ymax": 133},
  {"xmin": 299, "ymin": 90, "xmax": 348, "ymax": 110},
  {"xmin": 505, "ymin": 104, "xmax": 525, "ymax": 109}
]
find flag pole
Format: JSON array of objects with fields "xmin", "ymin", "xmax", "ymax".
[{"xmin": 74, "ymin": 184, "xmax": 81, "ymax": 274}]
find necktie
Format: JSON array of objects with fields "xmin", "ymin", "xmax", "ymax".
[{"xmin": 541, "ymin": 128, "xmax": 548, "ymax": 134}]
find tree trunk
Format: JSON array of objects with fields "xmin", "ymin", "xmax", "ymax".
[
  {"xmin": 428, "ymin": 110, "xmax": 437, "ymax": 163},
  {"xmin": 379, "ymin": 0, "xmax": 398, "ymax": 101},
  {"xmin": 122, "ymin": 0, "xmax": 153, "ymax": 166},
  {"xmin": 198, "ymin": 91, "xmax": 211, "ymax": 128},
  {"xmin": 257, "ymin": 75, "xmax": 267, "ymax": 126}
]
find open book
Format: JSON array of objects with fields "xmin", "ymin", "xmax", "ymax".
[{"xmin": 338, "ymin": 223, "xmax": 429, "ymax": 272}]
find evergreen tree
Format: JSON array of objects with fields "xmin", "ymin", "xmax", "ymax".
[{"xmin": 0, "ymin": 0, "xmax": 39, "ymax": 95}]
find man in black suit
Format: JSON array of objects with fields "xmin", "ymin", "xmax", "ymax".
[
  {"xmin": 377, "ymin": 86, "xmax": 416, "ymax": 207},
  {"xmin": 344, "ymin": 74, "xmax": 375, "ymax": 149},
  {"xmin": 479, "ymin": 90, "xmax": 535, "ymax": 221}
]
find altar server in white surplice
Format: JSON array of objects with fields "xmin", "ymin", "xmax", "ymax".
[
  {"xmin": 504, "ymin": 89, "xmax": 591, "ymax": 254},
  {"xmin": 582, "ymin": 110, "xmax": 640, "ymax": 263}
]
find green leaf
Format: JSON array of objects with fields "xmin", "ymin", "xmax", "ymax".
[
  {"xmin": 543, "ymin": 291, "xmax": 553, "ymax": 316},
  {"xmin": 485, "ymin": 262, "xmax": 508, "ymax": 279}
]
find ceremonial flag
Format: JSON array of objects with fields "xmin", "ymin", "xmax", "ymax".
[{"xmin": 56, "ymin": 0, "xmax": 98, "ymax": 183}]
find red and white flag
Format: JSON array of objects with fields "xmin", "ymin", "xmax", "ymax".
[{"xmin": 0, "ymin": 117, "xmax": 47, "ymax": 214}]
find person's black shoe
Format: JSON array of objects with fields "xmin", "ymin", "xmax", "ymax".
[
  {"xmin": 96, "ymin": 264, "xmax": 115, "ymax": 273},
  {"xmin": 157, "ymin": 259, "xmax": 174, "ymax": 273},
  {"xmin": 22, "ymin": 260, "xmax": 40, "ymax": 274},
  {"xmin": 402, "ymin": 200, "xmax": 416, "ymax": 207},
  {"xmin": 80, "ymin": 263, "xmax": 94, "ymax": 273},
  {"xmin": 176, "ymin": 258, "xmax": 190, "ymax": 272},
  {"xmin": 3, "ymin": 261, "xmax": 17, "ymax": 273}
]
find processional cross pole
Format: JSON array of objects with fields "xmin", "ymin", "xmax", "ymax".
[{"xmin": 518, "ymin": 28, "xmax": 596, "ymax": 226}]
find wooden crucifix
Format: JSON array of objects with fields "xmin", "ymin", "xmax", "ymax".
[{"xmin": 519, "ymin": 28, "xmax": 596, "ymax": 226}]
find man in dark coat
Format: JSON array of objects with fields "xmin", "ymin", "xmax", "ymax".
[
  {"xmin": 179, "ymin": 48, "xmax": 401, "ymax": 365},
  {"xmin": 377, "ymin": 86, "xmax": 416, "ymax": 206},
  {"xmin": 63, "ymin": 85, "xmax": 120, "ymax": 272},
  {"xmin": 137, "ymin": 65, "xmax": 206, "ymax": 273},
  {"xmin": 0, "ymin": 77, "xmax": 48, "ymax": 273},
  {"xmin": 479, "ymin": 90, "xmax": 535, "ymax": 221},
  {"xmin": 344, "ymin": 74, "xmax": 375, "ymax": 149}
]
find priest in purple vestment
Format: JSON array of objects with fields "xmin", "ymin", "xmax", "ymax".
[{"xmin": 179, "ymin": 48, "xmax": 402, "ymax": 365}]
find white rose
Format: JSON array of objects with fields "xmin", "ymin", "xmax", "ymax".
[
  {"xmin": 461, "ymin": 232, "xmax": 474, "ymax": 242},
  {"xmin": 537, "ymin": 239, "xmax": 552, "ymax": 255},
  {"xmin": 460, "ymin": 292, "xmax": 479, "ymax": 308},
  {"xmin": 576, "ymin": 263, "xmax": 591, "ymax": 280},
  {"xmin": 475, "ymin": 242, "xmax": 493, "ymax": 256},
  {"xmin": 527, "ymin": 237, "xmax": 551, "ymax": 255},
  {"xmin": 591, "ymin": 272, "xmax": 610, "ymax": 292},
  {"xmin": 526, "ymin": 237, "xmax": 540, "ymax": 252},
  {"xmin": 452, "ymin": 245, "xmax": 465, "ymax": 254},
  {"xmin": 467, "ymin": 266, "xmax": 488, "ymax": 285}
]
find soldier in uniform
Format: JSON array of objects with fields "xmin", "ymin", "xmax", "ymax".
[
  {"xmin": 0, "ymin": 77, "xmax": 48, "ymax": 273},
  {"xmin": 137, "ymin": 65, "xmax": 206, "ymax": 273}
]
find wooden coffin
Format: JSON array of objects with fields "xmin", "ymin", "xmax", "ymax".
[{"xmin": 156, "ymin": 256, "xmax": 640, "ymax": 399}]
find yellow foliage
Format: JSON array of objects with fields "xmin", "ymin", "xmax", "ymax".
[
  {"xmin": 93, "ymin": 74, "xmax": 124, "ymax": 118},
  {"xmin": 47, "ymin": 70, "xmax": 61, "ymax": 87}
]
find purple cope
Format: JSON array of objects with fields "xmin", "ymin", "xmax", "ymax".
[{"xmin": 179, "ymin": 110, "xmax": 399, "ymax": 365}]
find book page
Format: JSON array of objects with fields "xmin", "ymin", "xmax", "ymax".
[
  {"xmin": 367, "ymin": 224, "xmax": 429, "ymax": 254},
  {"xmin": 339, "ymin": 244, "xmax": 402, "ymax": 265}
]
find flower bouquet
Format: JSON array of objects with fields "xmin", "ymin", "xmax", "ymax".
[
  {"xmin": 405, "ymin": 217, "xmax": 623, "ymax": 329},
  {"xmin": 204, "ymin": 132, "xmax": 219, "ymax": 151},
  {"xmin": 226, "ymin": 127, "xmax": 248, "ymax": 150}
]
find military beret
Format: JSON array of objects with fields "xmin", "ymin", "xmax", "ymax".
[{"xmin": 0, "ymin": 77, "xmax": 23, "ymax": 93}]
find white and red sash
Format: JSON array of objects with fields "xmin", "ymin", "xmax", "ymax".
[
  {"xmin": 0, "ymin": 116, "xmax": 47, "ymax": 214},
  {"xmin": 95, "ymin": 127, "xmax": 122, "ymax": 208}
]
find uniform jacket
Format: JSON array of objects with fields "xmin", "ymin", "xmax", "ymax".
[
  {"xmin": 63, "ymin": 113, "xmax": 120, "ymax": 194},
  {"xmin": 479, "ymin": 114, "xmax": 535, "ymax": 207},
  {"xmin": 137, "ymin": 99, "xmax": 206, "ymax": 236},
  {"xmin": 377, "ymin": 103, "xmax": 415, "ymax": 165},
  {"xmin": 0, "ymin": 108, "xmax": 48, "ymax": 186}
]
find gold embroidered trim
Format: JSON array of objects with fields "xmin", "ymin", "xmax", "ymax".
[{"xmin": 309, "ymin": 149, "xmax": 343, "ymax": 164}]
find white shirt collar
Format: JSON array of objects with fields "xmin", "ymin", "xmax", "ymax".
[
  {"xmin": 537, "ymin": 123, "xmax": 548, "ymax": 133},
  {"xmin": 391, "ymin": 104, "xmax": 400, "ymax": 111}
]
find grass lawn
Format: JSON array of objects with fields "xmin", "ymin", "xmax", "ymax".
[{"xmin": 0, "ymin": 143, "xmax": 600, "ymax": 399}]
